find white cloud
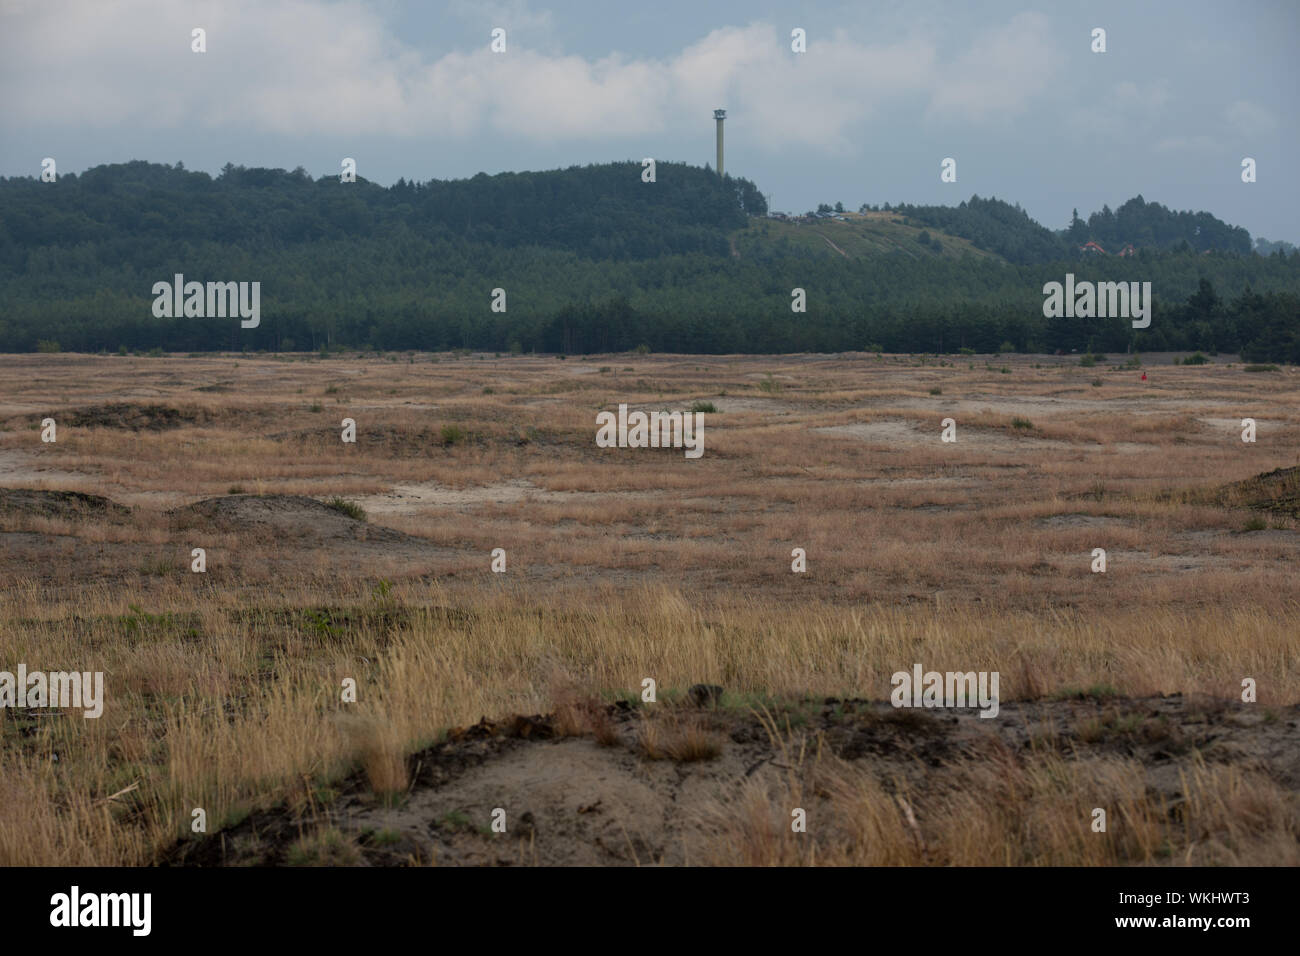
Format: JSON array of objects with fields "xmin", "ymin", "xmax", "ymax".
[
  {"xmin": 924, "ymin": 12, "xmax": 1059, "ymax": 123},
  {"xmin": 1224, "ymin": 99, "xmax": 1277, "ymax": 138},
  {"xmin": 0, "ymin": 1, "xmax": 1063, "ymax": 151}
]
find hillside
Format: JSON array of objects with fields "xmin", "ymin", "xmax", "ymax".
[
  {"xmin": 734, "ymin": 211, "xmax": 1002, "ymax": 262},
  {"xmin": 0, "ymin": 161, "xmax": 1297, "ymax": 359}
]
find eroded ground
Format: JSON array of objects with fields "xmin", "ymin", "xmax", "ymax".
[{"xmin": 0, "ymin": 350, "xmax": 1296, "ymax": 865}]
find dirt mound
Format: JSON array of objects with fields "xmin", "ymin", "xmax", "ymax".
[
  {"xmin": 0, "ymin": 488, "xmax": 131, "ymax": 521},
  {"xmin": 168, "ymin": 494, "xmax": 410, "ymax": 542},
  {"xmin": 1218, "ymin": 465, "xmax": 1300, "ymax": 517},
  {"xmin": 161, "ymin": 693, "xmax": 1300, "ymax": 867},
  {"xmin": 46, "ymin": 403, "xmax": 258, "ymax": 431}
]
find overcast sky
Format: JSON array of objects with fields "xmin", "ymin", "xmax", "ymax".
[{"xmin": 2, "ymin": 0, "xmax": 1295, "ymax": 242}]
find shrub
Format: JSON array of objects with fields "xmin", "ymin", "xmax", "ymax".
[
  {"xmin": 1242, "ymin": 515, "xmax": 1267, "ymax": 532},
  {"xmin": 326, "ymin": 497, "xmax": 366, "ymax": 521},
  {"xmin": 440, "ymin": 424, "xmax": 467, "ymax": 445},
  {"xmin": 35, "ymin": 340, "xmax": 60, "ymax": 353},
  {"xmin": 1183, "ymin": 352, "xmax": 1210, "ymax": 365},
  {"xmin": 1012, "ymin": 417, "xmax": 1034, "ymax": 430},
  {"xmin": 758, "ymin": 374, "xmax": 783, "ymax": 394},
  {"xmin": 999, "ymin": 341, "xmax": 1017, "ymax": 353},
  {"xmin": 929, "ymin": 387, "xmax": 942, "ymax": 395},
  {"xmin": 690, "ymin": 401, "xmax": 717, "ymax": 413},
  {"xmin": 1244, "ymin": 364, "xmax": 1280, "ymax": 372},
  {"xmin": 1079, "ymin": 354, "xmax": 1097, "ymax": 368},
  {"xmin": 1091, "ymin": 379, "xmax": 1103, "ymax": 387}
]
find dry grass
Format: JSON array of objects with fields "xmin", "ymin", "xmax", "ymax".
[
  {"xmin": 0, "ymin": 351, "xmax": 1297, "ymax": 865},
  {"xmin": 690, "ymin": 720, "xmax": 1299, "ymax": 866}
]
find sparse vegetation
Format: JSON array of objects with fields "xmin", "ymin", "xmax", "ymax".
[
  {"xmin": 1, "ymin": 352, "xmax": 1297, "ymax": 868},
  {"xmin": 326, "ymin": 497, "xmax": 366, "ymax": 521}
]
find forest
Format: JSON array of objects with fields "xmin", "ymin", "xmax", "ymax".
[{"xmin": 0, "ymin": 160, "xmax": 1296, "ymax": 360}]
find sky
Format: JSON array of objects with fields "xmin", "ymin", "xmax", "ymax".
[{"xmin": 2, "ymin": 0, "xmax": 1295, "ymax": 242}]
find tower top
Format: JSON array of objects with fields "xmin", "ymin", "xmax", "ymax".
[{"xmin": 714, "ymin": 109, "xmax": 726, "ymax": 120}]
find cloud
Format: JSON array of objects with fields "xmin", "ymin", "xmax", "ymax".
[
  {"xmin": 0, "ymin": 1, "xmax": 1063, "ymax": 152},
  {"xmin": 1224, "ymin": 99, "xmax": 1277, "ymax": 138},
  {"xmin": 924, "ymin": 12, "xmax": 1059, "ymax": 122}
]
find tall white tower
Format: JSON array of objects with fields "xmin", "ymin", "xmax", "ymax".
[{"xmin": 713, "ymin": 109, "xmax": 726, "ymax": 177}]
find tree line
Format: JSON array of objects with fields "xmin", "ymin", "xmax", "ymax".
[{"xmin": 1, "ymin": 161, "xmax": 1296, "ymax": 360}]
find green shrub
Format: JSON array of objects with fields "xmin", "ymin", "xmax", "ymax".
[
  {"xmin": 326, "ymin": 497, "xmax": 366, "ymax": 521},
  {"xmin": 1242, "ymin": 515, "xmax": 1267, "ymax": 532},
  {"xmin": 1011, "ymin": 417, "xmax": 1033, "ymax": 430},
  {"xmin": 1244, "ymin": 364, "xmax": 1280, "ymax": 372},
  {"xmin": 1183, "ymin": 352, "xmax": 1210, "ymax": 365},
  {"xmin": 928, "ymin": 387, "xmax": 942, "ymax": 395},
  {"xmin": 35, "ymin": 340, "xmax": 60, "ymax": 353},
  {"xmin": 1079, "ymin": 354, "xmax": 1097, "ymax": 368},
  {"xmin": 441, "ymin": 424, "xmax": 467, "ymax": 445},
  {"xmin": 999, "ymin": 341, "xmax": 1017, "ymax": 353},
  {"xmin": 690, "ymin": 401, "xmax": 717, "ymax": 413}
]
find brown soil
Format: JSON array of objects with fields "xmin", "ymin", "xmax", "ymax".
[
  {"xmin": 1218, "ymin": 465, "xmax": 1300, "ymax": 517},
  {"xmin": 167, "ymin": 494, "xmax": 411, "ymax": 543},
  {"xmin": 0, "ymin": 488, "xmax": 131, "ymax": 521},
  {"xmin": 162, "ymin": 693, "xmax": 1300, "ymax": 867},
  {"xmin": 29, "ymin": 403, "xmax": 257, "ymax": 431}
]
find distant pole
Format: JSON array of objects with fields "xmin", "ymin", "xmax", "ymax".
[{"xmin": 713, "ymin": 109, "xmax": 726, "ymax": 177}]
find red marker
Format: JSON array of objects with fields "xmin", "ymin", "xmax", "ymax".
[{"xmin": 1141, "ymin": 372, "xmax": 1147, "ymax": 381}]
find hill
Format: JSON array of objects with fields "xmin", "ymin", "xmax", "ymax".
[
  {"xmin": 734, "ymin": 210, "xmax": 1002, "ymax": 262},
  {"xmin": 0, "ymin": 161, "xmax": 1297, "ymax": 359}
]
